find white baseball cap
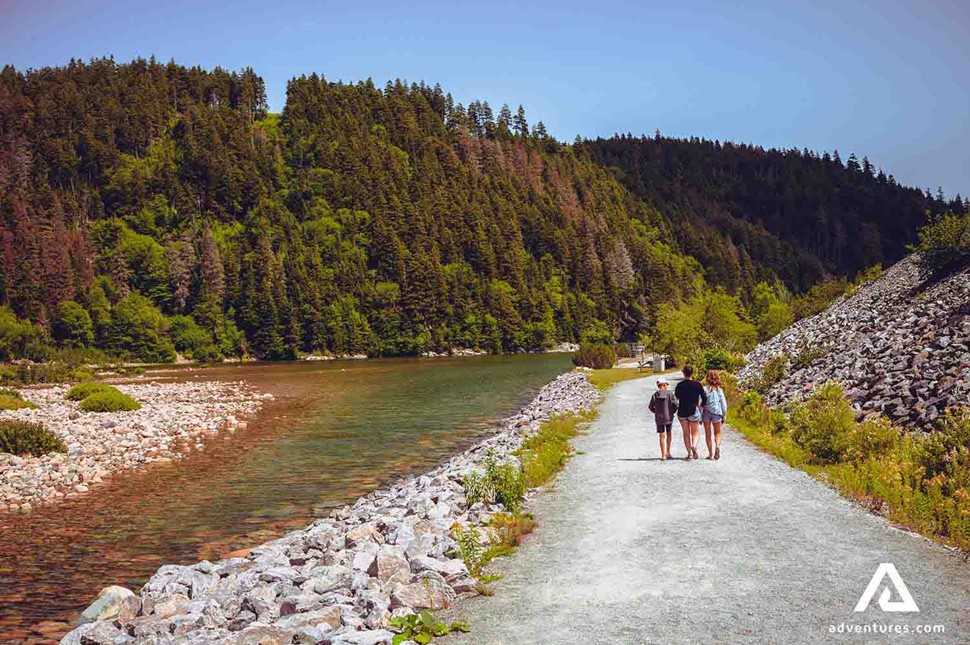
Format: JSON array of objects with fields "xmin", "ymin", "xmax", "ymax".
[{"xmin": 657, "ymin": 378, "xmax": 668, "ymax": 385}]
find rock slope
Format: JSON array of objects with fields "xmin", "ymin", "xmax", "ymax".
[
  {"xmin": 61, "ymin": 371, "xmax": 601, "ymax": 645},
  {"xmin": 0, "ymin": 381, "xmax": 269, "ymax": 513},
  {"xmin": 739, "ymin": 256, "xmax": 970, "ymax": 428}
]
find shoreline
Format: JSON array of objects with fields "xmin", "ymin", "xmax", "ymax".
[
  {"xmin": 61, "ymin": 371, "xmax": 600, "ymax": 645},
  {"xmin": 0, "ymin": 381, "xmax": 271, "ymax": 514}
]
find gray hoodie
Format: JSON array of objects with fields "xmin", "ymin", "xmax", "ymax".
[{"xmin": 649, "ymin": 388, "xmax": 678, "ymax": 426}]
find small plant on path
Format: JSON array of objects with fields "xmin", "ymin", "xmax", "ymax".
[{"xmin": 388, "ymin": 610, "xmax": 470, "ymax": 644}]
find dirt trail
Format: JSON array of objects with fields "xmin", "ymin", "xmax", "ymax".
[{"xmin": 450, "ymin": 375, "xmax": 970, "ymax": 644}]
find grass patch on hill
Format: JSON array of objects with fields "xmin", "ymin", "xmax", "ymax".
[{"xmin": 727, "ymin": 378, "xmax": 970, "ymax": 552}]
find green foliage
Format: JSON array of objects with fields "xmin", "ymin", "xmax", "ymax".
[
  {"xmin": 0, "ymin": 420, "xmax": 66, "ymax": 456},
  {"xmin": 0, "ymin": 388, "xmax": 24, "ymax": 398},
  {"xmin": 463, "ymin": 456, "xmax": 526, "ymax": 511},
  {"xmin": 754, "ymin": 355, "xmax": 788, "ymax": 393},
  {"xmin": 388, "ymin": 611, "xmax": 471, "ymax": 644},
  {"xmin": 104, "ymin": 293, "xmax": 177, "ymax": 363},
  {"xmin": 487, "ymin": 511, "xmax": 537, "ymax": 547},
  {"xmin": 0, "ymin": 394, "xmax": 38, "ymax": 410},
  {"xmin": 3, "ymin": 57, "xmax": 952, "ymax": 366},
  {"xmin": 791, "ymin": 347, "xmax": 825, "ymax": 371},
  {"xmin": 913, "ymin": 211, "xmax": 970, "ymax": 278},
  {"xmin": 52, "ymin": 301, "xmax": 95, "ymax": 348},
  {"xmin": 1, "ymin": 58, "xmax": 716, "ymax": 363},
  {"xmin": 78, "ymin": 389, "xmax": 141, "ymax": 412},
  {"xmin": 731, "ymin": 378, "xmax": 970, "ymax": 550},
  {"xmin": 0, "ymin": 307, "xmax": 39, "ymax": 362},
  {"xmin": 790, "ymin": 279, "xmax": 853, "ymax": 320},
  {"xmin": 700, "ymin": 348, "xmax": 746, "ymax": 373},
  {"xmin": 655, "ymin": 290, "xmax": 757, "ymax": 364},
  {"xmin": 788, "ymin": 382, "xmax": 857, "ymax": 464},
  {"xmin": 0, "ymin": 361, "xmax": 86, "ymax": 386},
  {"xmin": 65, "ymin": 382, "xmax": 116, "ymax": 401},
  {"xmin": 583, "ymin": 136, "xmax": 955, "ymax": 294},
  {"xmin": 517, "ymin": 412, "xmax": 592, "ymax": 487},
  {"xmin": 450, "ymin": 524, "xmax": 488, "ymax": 578},
  {"xmin": 571, "ymin": 343, "xmax": 616, "ymax": 369},
  {"xmin": 750, "ymin": 281, "xmax": 794, "ymax": 341}
]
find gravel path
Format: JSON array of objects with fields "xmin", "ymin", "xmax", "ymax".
[{"xmin": 450, "ymin": 375, "xmax": 970, "ymax": 644}]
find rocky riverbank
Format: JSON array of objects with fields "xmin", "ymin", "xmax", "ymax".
[
  {"xmin": 738, "ymin": 256, "xmax": 970, "ymax": 429},
  {"xmin": 0, "ymin": 381, "xmax": 270, "ymax": 513},
  {"xmin": 61, "ymin": 371, "xmax": 600, "ymax": 645}
]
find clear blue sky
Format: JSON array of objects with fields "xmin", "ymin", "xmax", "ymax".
[{"xmin": 2, "ymin": 0, "xmax": 967, "ymax": 197}]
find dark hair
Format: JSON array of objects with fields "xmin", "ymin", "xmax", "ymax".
[{"xmin": 683, "ymin": 365, "xmax": 694, "ymax": 378}]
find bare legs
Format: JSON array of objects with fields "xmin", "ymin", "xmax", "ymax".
[
  {"xmin": 713, "ymin": 420, "xmax": 723, "ymax": 459},
  {"xmin": 679, "ymin": 418, "xmax": 692, "ymax": 460},
  {"xmin": 703, "ymin": 419, "xmax": 714, "ymax": 459},
  {"xmin": 658, "ymin": 429, "xmax": 672, "ymax": 460},
  {"xmin": 679, "ymin": 418, "xmax": 701, "ymax": 459}
]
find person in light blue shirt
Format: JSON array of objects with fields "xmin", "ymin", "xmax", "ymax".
[{"xmin": 702, "ymin": 370, "xmax": 729, "ymax": 460}]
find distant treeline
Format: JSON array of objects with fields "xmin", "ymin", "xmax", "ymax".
[
  {"xmin": 0, "ymin": 58, "xmax": 961, "ymax": 363},
  {"xmin": 581, "ymin": 134, "xmax": 964, "ymax": 292}
]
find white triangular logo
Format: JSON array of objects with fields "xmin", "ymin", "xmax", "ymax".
[{"xmin": 854, "ymin": 563, "xmax": 919, "ymax": 613}]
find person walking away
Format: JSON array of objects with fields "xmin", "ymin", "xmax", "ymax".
[
  {"xmin": 648, "ymin": 378, "xmax": 678, "ymax": 460},
  {"xmin": 702, "ymin": 370, "xmax": 728, "ymax": 460},
  {"xmin": 674, "ymin": 365, "xmax": 707, "ymax": 460}
]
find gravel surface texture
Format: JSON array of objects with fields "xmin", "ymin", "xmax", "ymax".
[{"xmin": 450, "ymin": 374, "xmax": 970, "ymax": 644}]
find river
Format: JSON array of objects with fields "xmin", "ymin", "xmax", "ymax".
[{"xmin": 0, "ymin": 354, "xmax": 571, "ymax": 643}]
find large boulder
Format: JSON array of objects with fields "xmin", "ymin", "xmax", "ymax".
[
  {"xmin": 367, "ymin": 545, "xmax": 410, "ymax": 585},
  {"xmin": 77, "ymin": 586, "xmax": 139, "ymax": 625}
]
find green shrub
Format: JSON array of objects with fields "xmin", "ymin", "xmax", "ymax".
[
  {"xmin": 792, "ymin": 347, "xmax": 825, "ymax": 371},
  {"xmin": 571, "ymin": 343, "xmax": 616, "ymax": 369},
  {"xmin": 463, "ymin": 456, "xmax": 526, "ymax": 511},
  {"xmin": 701, "ymin": 348, "xmax": 747, "ymax": 373},
  {"xmin": 913, "ymin": 211, "xmax": 970, "ymax": 278},
  {"xmin": 65, "ymin": 382, "xmax": 116, "ymax": 401},
  {"xmin": 52, "ymin": 300, "xmax": 94, "ymax": 348},
  {"xmin": 0, "ymin": 394, "xmax": 37, "ymax": 410},
  {"xmin": 845, "ymin": 416, "xmax": 899, "ymax": 462},
  {"xmin": 0, "ymin": 420, "xmax": 66, "ymax": 456},
  {"xmin": 78, "ymin": 390, "xmax": 141, "ymax": 412},
  {"xmin": 0, "ymin": 387, "xmax": 24, "ymax": 398},
  {"xmin": 754, "ymin": 354, "xmax": 788, "ymax": 393},
  {"xmin": 788, "ymin": 382, "xmax": 856, "ymax": 464}
]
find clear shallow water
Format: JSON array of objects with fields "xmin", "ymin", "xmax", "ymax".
[{"xmin": 0, "ymin": 354, "xmax": 570, "ymax": 643}]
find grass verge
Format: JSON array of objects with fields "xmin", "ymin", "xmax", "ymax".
[
  {"xmin": 584, "ymin": 367, "xmax": 654, "ymax": 391},
  {"xmin": 727, "ymin": 381, "xmax": 970, "ymax": 553}
]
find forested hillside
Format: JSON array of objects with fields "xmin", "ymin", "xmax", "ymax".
[
  {"xmin": 581, "ymin": 135, "xmax": 965, "ymax": 292},
  {"xmin": 0, "ymin": 58, "xmax": 702, "ymax": 362}
]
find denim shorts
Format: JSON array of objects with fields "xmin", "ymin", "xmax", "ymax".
[
  {"xmin": 702, "ymin": 410, "xmax": 725, "ymax": 423},
  {"xmin": 678, "ymin": 411, "xmax": 702, "ymax": 422}
]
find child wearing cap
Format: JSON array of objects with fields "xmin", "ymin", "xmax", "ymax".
[{"xmin": 648, "ymin": 378, "xmax": 678, "ymax": 460}]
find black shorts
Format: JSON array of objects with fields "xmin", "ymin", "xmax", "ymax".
[{"xmin": 656, "ymin": 422, "xmax": 672, "ymax": 433}]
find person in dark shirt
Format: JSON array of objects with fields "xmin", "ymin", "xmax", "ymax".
[{"xmin": 674, "ymin": 365, "xmax": 707, "ymax": 460}]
